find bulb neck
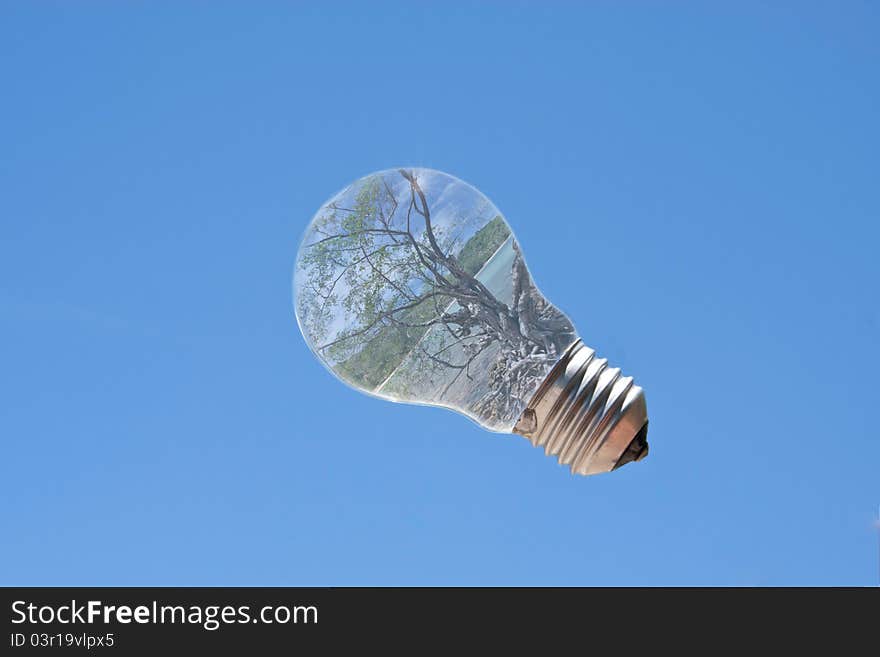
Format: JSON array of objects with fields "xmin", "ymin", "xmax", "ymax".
[{"xmin": 512, "ymin": 340, "xmax": 649, "ymax": 476}]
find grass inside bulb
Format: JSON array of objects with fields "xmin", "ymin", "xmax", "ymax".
[{"xmin": 294, "ymin": 168, "xmax": 648, "ymax": 476}]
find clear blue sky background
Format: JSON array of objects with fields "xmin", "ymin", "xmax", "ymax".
[{"xmin": 2, "ymin": 2, "xmax": 877, "ymax": 586}]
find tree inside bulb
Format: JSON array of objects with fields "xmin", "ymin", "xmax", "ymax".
[{"xmin": 295, "ymin": 167, "xmax": 577, "ymax": 431}]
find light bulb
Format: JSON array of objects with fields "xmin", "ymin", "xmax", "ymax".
[{"xmin": 294, "ymin": 168, "xmax": 649, "ymax": 475}]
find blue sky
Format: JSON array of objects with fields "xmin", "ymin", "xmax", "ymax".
[{"xmin": 1, "ymin": 2, "xmax": 877, "ymax": 586}]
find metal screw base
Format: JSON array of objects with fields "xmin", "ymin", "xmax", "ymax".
[{"xmin": 513, "ymin": 340, "xmax": 649, "ymax": 476}]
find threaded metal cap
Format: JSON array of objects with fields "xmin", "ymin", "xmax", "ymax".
[{"xmin": 513, "ymin": 340, "xmax": 649, "ymax": 476}]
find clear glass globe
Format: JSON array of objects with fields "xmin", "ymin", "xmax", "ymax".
[{"xmin": 294, "ymin": 167, "xmax": 579, "ymax": 432}]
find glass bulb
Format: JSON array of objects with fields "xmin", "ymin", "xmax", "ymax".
[{"xmin": 294, "ymin": 168, "xmax": 649, "ymax": 475}]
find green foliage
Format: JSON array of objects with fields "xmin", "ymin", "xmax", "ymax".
[
  {"xmin": 333, "ymin": 300, "xmax": 436, "ymax": 390},
  {"xmin": 456, "ymin": 216, "xmax": 510, "ymax": 275}
]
